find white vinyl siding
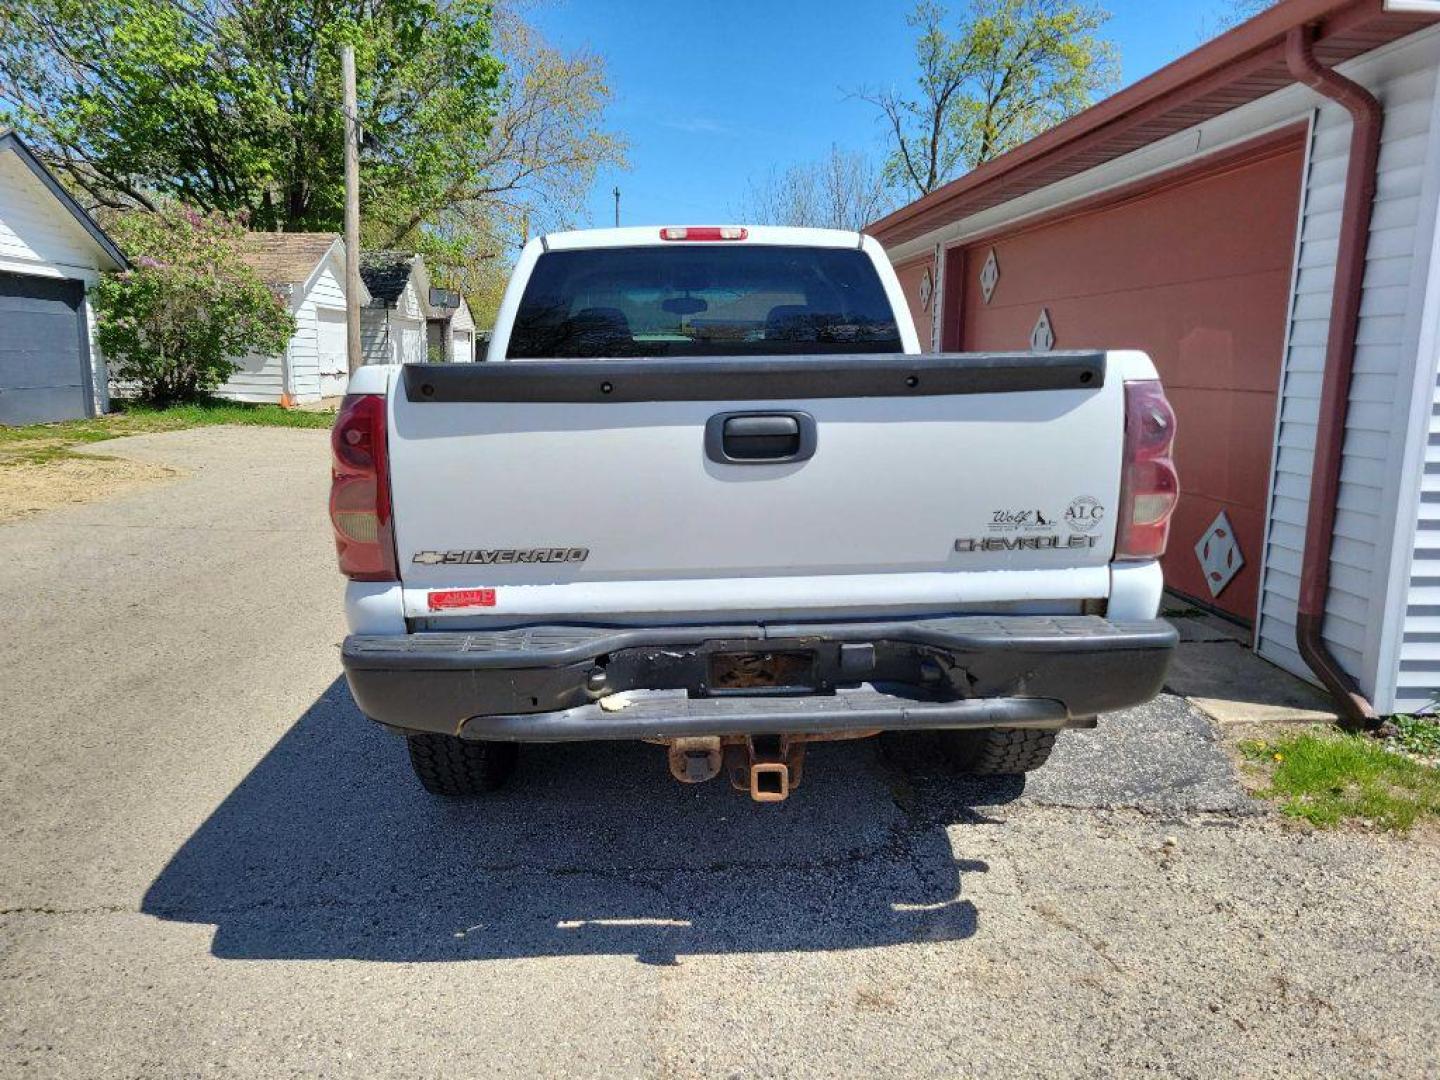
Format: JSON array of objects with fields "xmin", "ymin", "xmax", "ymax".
[
  {"xmin": 1379, "ymin": 36, "xmax": 1440, "ymax": 713},
  {"xmin": 452, "ymin": 298, "xmax": 475, "ymax": 335},
  {"xmin": 360, "ymin": 307, "xmax": 392, "ymax": 364},
  {"xmin": 393, "ymin": 275, "xmax": 427, "ymax": 363},
  {"xmin": 397, "ymin": 275, "xmax": 423, "ymax": 321},
  {"xmin": 360, "ymin": 276, "xmax": 427, "ymax": 365},
  {"xmin": 360, "ymin": 308, "xmax": 425, "ymax": 364},
  {"xmin": 449, "ymin": 298, "xmax": 477, "ymax": 362},
  {"xmin": 288, "ymin": 264, "xmax": 345, "ymax": 401},
  {"xmin": 1256, "ymin": 31, "xmax": 1440, "ymax": 699},
  {"xmin": 216, "ymin": 342, "xmax": 289, "ymax": 403},
  {"xmin": 218, "ymin": 255, "xmax": 348, "ymax": 405},
  {"xmin": 84, "ymin": 297, "xmax": 106, "ymax": 413},
  {"xmin": 0, "ymin": 151, "xmax": 104, "ymax": 281}
]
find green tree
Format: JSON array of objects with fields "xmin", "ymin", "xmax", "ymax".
[
  {"xmin": 95, "ymin": 207, "xmax": 295, "ymax": 404},
  {"xmin": 0, "ymin": 0, "xmax": 624, "ymax": 329},
  {"xmin": 861, "ymin": 0, "xmax": 1117, "ymax": 197},
  {"xmin": 374, "ymin": 8, "xmax": 627, "ymax": 323},
  {"xmin": 0, "ymin": 0, "xmax": 504, "ymax": 231}
]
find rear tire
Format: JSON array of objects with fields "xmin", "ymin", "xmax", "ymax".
[
  {"xmin": 406, "ymin": 733, "xmax": 518, "ymax": 796},
  {"xmin": 941, "ymin": 728, "xmax": 1057, "ymax": 776}
]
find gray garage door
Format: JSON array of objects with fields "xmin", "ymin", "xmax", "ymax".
[{"xmin": 0, "ymin": 272, "xmax": 93, "ymax": 425}]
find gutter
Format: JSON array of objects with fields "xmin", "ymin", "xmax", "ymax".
[
  {"xmin": 1284, "ymin": 23, "xmax": 1381, "ymax": 726},
  {"xmin": 866, "ymin": 0, "xmax": 1435, "ymax": 246}
]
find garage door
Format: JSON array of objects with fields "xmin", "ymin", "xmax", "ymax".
[
  {"xmin": 453, "ymin": 330, "xmax": 473, "ymax": 363},
  {"xmin": 392, "ymin": 316, "xmax": 426, "ymax": 365},
  {"xmin": 0, "ymin": 272, "xmax": 91, "ymax": 425},
  {"xmin": 316, "ymin": 308, "xmax": 348, "ymax": 397},
  {"xmin": 945, "ymin": 135, "xmax": 1304, "ymax": 622}
]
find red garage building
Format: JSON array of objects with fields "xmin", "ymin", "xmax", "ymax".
[{"xmin": 873, "ymin": 0, "xmax": 1440, "ymax": 717}]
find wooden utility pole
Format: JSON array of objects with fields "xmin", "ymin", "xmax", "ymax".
[{"xmin": 341, "ymin": 44, "xmax": 363, "ymax": 376}]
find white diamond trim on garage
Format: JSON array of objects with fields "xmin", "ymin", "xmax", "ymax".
[
  {"xmin": 1196, "ymin": 510, "xmax": 1245, "ymax": 597},
  {"xmin": 980, "ymin": 248, "xmax": 999, "ymax": 304}
]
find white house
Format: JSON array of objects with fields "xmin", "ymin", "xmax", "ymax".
[
  {"xmin": 872, "ymin": 0, "xmax": 1440, "ymax": 717},
  {"xmin": 426, "ymin": 291, "xmax": 478, "ymax": 362},
  {"xmin": 451, "ymin": 296, "xmax": 478, "ymax": 361},
  {"xmin": 221, "ymin": 232, "xmax": 370, "ymax": 405},
  {"xmin": 360, "ymin": 252, "xmax": 432, "ymax": 364},
  {"xmin": 0, "ymin": 130, "xmax": 128, "ymax": 424}
]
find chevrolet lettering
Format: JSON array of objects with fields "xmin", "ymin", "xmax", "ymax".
[{"xmin": 954, "ymin": 534, "xmax": 1099, "ymax": 553}]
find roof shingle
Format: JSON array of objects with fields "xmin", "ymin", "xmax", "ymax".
[
  {"xmin": 239, "ymin": 232, "xmax": 340, "ymax": 285},
  {"xmin": 359, "ymin": 251, "xmax": 418, "ymax": 304}
]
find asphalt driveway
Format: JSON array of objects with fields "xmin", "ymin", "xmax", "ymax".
[{"xmin": 1, "ymin": 427, "xmax": 1437, "ymax": 1078}]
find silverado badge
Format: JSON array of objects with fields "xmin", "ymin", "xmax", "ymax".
[{"xmin": 412, "ymin": 547, "xmax": 589, "ymax": 565}]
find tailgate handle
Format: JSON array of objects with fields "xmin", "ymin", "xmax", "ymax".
[{"xmin": 706, "ymin": 411, "xmax": 817, "ymax": 464}]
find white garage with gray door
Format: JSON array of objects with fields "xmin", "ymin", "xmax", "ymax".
[{"xmin": 0, "ymin": 131, "xmax": 127, "ymax": 424}]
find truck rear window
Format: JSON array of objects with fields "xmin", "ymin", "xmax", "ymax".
[{"xmin": 506, "ymin": 245, "xmax": 903, "ymax": 358}]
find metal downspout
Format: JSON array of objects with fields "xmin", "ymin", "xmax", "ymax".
[{"xmin": 1284, "ymin": 24, "xmax": 1380, "ymax": 725}]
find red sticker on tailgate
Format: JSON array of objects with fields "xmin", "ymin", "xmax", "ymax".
[{"xmin": 427, "ymin": 588, "xmax": 497, "ymax": 611}]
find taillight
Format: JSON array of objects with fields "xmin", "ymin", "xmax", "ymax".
[
  {"xmin": 330, "ymin": 393, "xmax": 397, "ymax": 580},
  {"xmin": 1116, "ymin": 380, "xmax": 1179, "ymax": 560},
  {"xmin": 659, "ymin": 226, "xmax": 748, "ymax": 241}
]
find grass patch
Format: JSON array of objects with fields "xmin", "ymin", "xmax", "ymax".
[
  {"xmin": 1239, "ymin": 728, "xmax": 1440, "ymax": 832},
  {"xmin": 0, "ymin": 444, "xmax": 100, "ymax": 468},
  {"xmin": 1392, "ymin": 714, "xmax": 1440, "ymax": 759},
  {"xmin": 0, "ymin": 399, "xmax": 334, "ymax": 464}
]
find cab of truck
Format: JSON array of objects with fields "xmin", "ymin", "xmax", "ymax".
[{"xmin": 334, "ymin": 226, "xmax": 1178, "ymax": 802}]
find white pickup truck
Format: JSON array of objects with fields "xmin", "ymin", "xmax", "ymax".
[{"xmin": 333, "ymin": 225, "xmax": 1179, "ymax": 802}]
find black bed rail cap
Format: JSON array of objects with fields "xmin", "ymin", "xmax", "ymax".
[{"xmin": 402, "ymin": 350, "xmax": 1106, "ymax": 404}]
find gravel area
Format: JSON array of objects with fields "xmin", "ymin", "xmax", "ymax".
[
  {"xmin": 0, "ymin": 452, "xmax": 176, "ymax": 523},
  {"xmin": 1, "ymin": 427, "xmax": 1437, "ymax": 1079}
]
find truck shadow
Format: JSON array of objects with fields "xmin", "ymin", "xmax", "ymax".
[{"xmin": 142, "ymin": 678, "xmax": 1025, "ymax": 963}]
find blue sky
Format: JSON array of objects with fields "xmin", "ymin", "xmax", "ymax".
[{"xmin": 528, "ymin": 0, "xmax": 1241, "ymax": 227}]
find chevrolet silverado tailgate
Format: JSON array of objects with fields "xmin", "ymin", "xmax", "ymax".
[{"xmin": 387, "ymin": 351, "xmax": 1127, "ymax": 620}]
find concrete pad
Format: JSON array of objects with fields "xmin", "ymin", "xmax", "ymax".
[
  {"xmin": 1165, "ymin": 640, "xmax": 1339, "ymax": 726},
  {"xmin": 1157, "ymin": 594, "xmax": 1337, "ymax": 725},
  {"xmin": 292, "ymin": 397, "xmax": 342, "ymax": 413}
]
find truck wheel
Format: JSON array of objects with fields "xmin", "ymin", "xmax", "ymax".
[
  {"xmin": 406, "ymin": 733, "xmax": 518, "ymax": 796},
  {"xmin": 942, "ymin": 728, "xmax": 1057, "ymax": 775}
]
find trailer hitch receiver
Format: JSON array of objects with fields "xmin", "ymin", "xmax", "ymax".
[{"xmin": 749, "ymin": 761, "xmax": 790, "ymax": 802}]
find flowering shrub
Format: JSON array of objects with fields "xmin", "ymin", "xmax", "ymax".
[{"xmin": 95, "ymin": 208, "xmax": 295, "ymax": 405}]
